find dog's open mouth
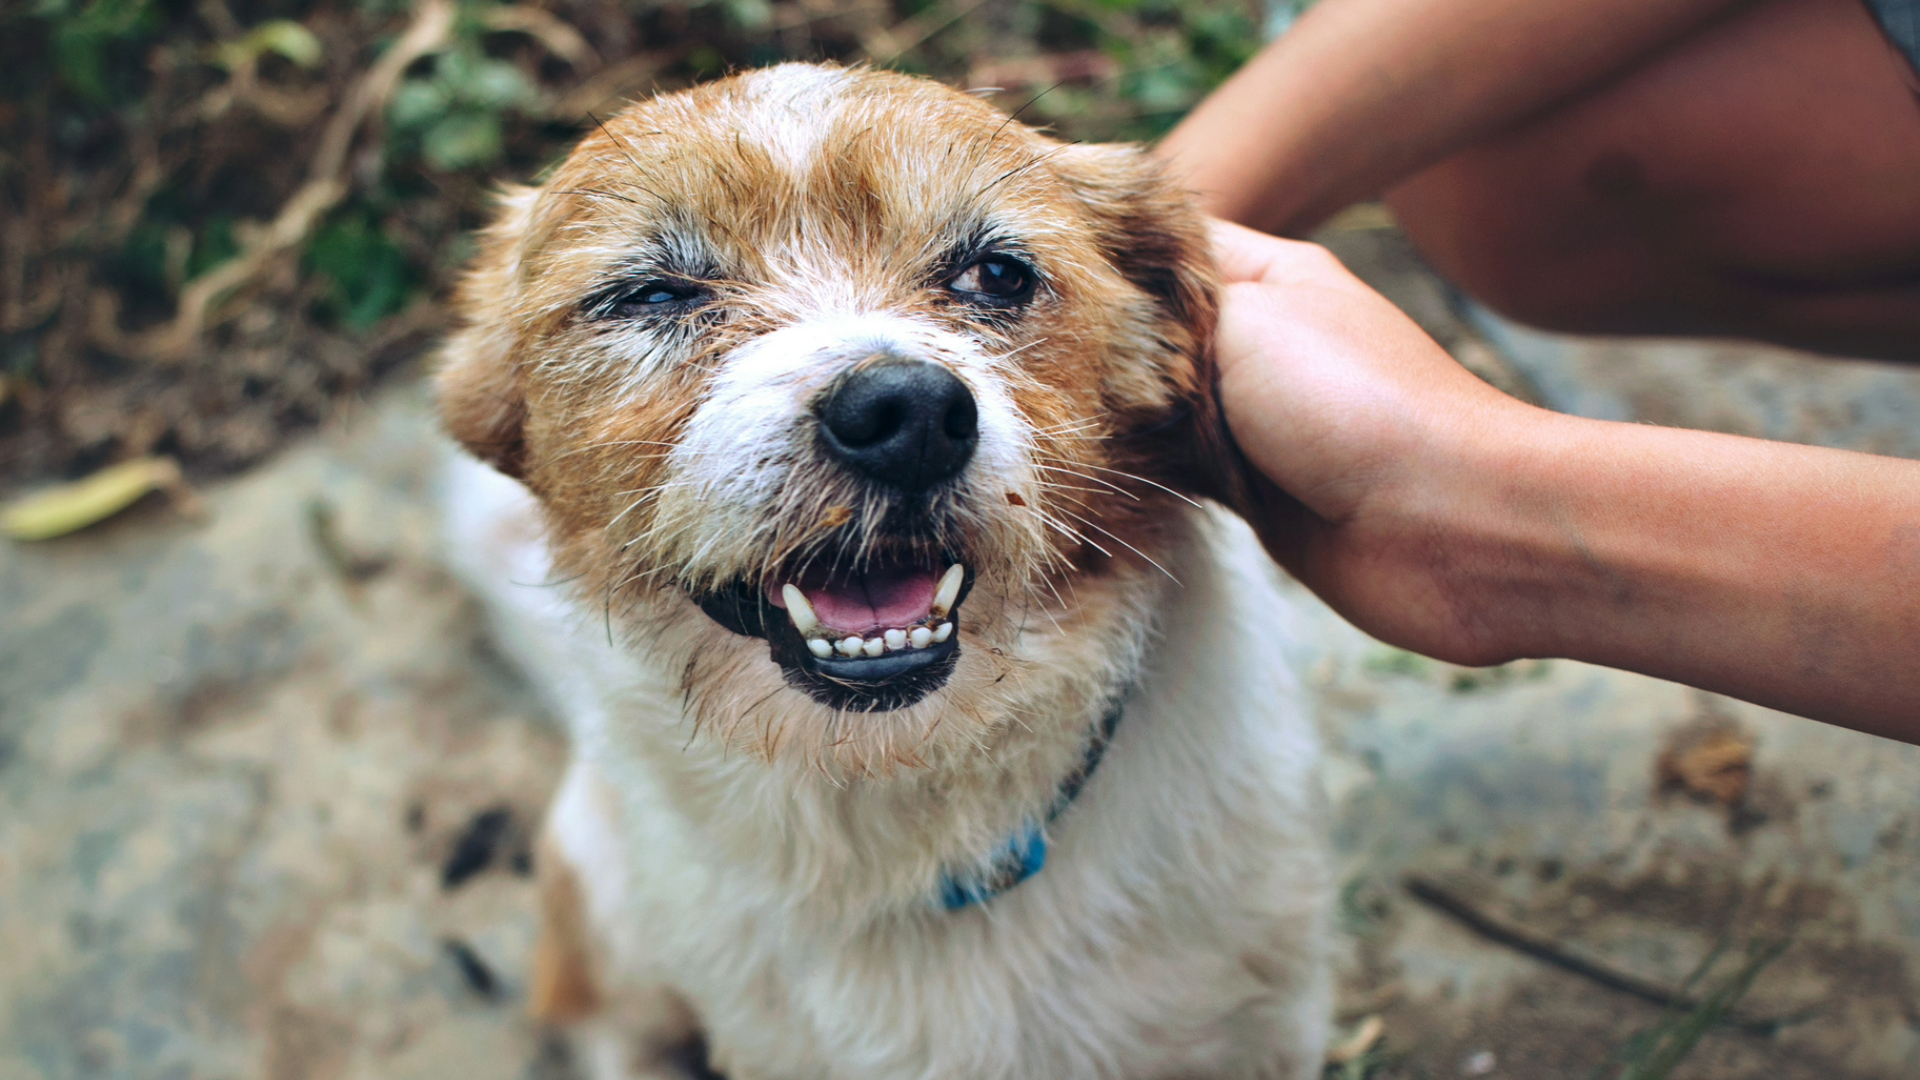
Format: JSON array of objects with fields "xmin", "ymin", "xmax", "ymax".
[{"xmin": 695, "ymin": 551, "xmax": 974, "ymax": 711}]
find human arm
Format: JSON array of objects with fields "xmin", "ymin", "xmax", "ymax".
[
  {"xmin": 1210, "ymin": 221, "xmax": 1920, "ymax": 738},
  {"xmin": 1156, "ymin": 0, "xmax": 1748, "ymax": 235}
]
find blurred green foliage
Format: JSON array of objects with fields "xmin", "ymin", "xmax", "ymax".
[
  {"xmin": 31, "ymin": 0, "xmax": 165, "ymax": 103},
  {"xmin": 389, "ymin": 36, "xmax": 542, "ymax": 172},
  {"xmin": 208, "ymin": 18, "xmax": 324, "ymax": 71},
  {"xmin": 306, "ymin": 209, "xmax": 418, "ymax": 329},
  {"xmin": 11, "ymin": 0, "xmax": 1270, "ymax": 328},
  {"xmin": 1, "ymin": 0, "xmax": 1274, "ymax": 475},
  {"xmin": 1599, "ymin": 936, "xmax": 1791, "ymax": 1080}
]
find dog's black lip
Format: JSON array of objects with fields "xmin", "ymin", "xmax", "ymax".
[
  {"xmin": 804, "ymin": 641, "xmax": 957, "ymax": 683},
  {"xmin": 775, "ymin": 628, "xmax": 961, "ymax": 712},
  {"xmin": 693, "ymin": 564, "xmax": 975, "ymax": 712}
]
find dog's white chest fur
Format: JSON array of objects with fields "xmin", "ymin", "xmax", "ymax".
[{"xmin": 445, "ymin": 455, "xmax": 1331, "ymax": 1080}]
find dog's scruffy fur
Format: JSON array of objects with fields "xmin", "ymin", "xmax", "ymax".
[{"xmin": 437, "ymin": 63, "xmax": 1331, "ymax": 1080}]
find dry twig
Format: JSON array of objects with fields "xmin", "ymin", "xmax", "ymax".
[
  {"xmin": 1402, "ymin": 874, "xmax": 1799, "ymax": 1036},
  {"xmin": 483, "ymin": 5, "xmax": 601, "ymax": 70},
  {"xmin": 90, "ymin": 0, "xmax": 456, "ymax": 365}
]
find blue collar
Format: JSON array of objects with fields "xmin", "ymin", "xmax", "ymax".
[{"xmin": 937, "ymin": 698, "xmax": 1125, "ymax": 911}]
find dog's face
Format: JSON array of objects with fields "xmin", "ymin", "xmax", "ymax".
[{"xmin": 440, "ymin": 64, "xmax": 1228, "ymax": 772}]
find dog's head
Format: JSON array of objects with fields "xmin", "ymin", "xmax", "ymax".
[{"xmin": 439, "ymin": 64, "xmax": 1232, "ymax": 771}]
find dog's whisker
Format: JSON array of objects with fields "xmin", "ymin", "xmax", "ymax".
[
  {"xmin": 1055, "ymin": 507, "xmax": 1182, "ymax": 586},
  {"xmin": 1029, "ymin": 573, "xmax": 1071, "ymax": 635},
  {"xmin": 551, "ymin": 187, "xmax": 642, "ymax": 206},
  {"xmin": 1030, "ymin": 462, "xmax": 1141, "ymax": 500},
  {"xmin": 607, "ymin": 492, "xmax": 667, "ymax": 534},
  {"xmin": 1028, "ymin": 507, "xmax": 1111, "ymax": 560},
  {"xmin": 985, "ymin": 337, "xmax": 1052, "ymax": 367},
  {"xmin": 1034, "ymin": 481, "xmax": 1104, "ymax": 511},
  {"xmin": 1029, "ymin": 420, "xmax": 1104, "ymax": 440},
  {"xmin": 1048, "ymin": 460, "xmax": 1205, "ymax": 509}
]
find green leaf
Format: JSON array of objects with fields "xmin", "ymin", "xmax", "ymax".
[
  {"xmin": 305, "ymin": 212, "xmax": 417, "ymax": 330},
  {"xmin": 724, "ymin": 0, "xmax": 775, "ymax": 30},
  {"xmin": 423, "ymin": 111, "xmax": 503, "ymax": 170},
  {"xmin": 186, "ymin": 217, "xmax": 239, "ymax": 280},
  {"xmin": 464, "ymin": 58, "xmax": 536, "ymax": 109},
  {"xmin": 254, "ymin": 19, "xmax": 322, "ymax": 67},
  {"xmin": 1130, "ymin": 66, "xmax": 1193, "ymax": 111},
  {"xmin": 214, "ymin": 19, "xmax": 324, "ymax": 71},
  {"xmin": 388, "ymin": 78, "xmax": 451, "ymax": 130},
  {"xmin": 46, "ymin": 0, "xmax": 159, "ymax": 100},
  {"xmin": 1607, "ymin": 937, "xmax": 1791, "ymax": 1080}
]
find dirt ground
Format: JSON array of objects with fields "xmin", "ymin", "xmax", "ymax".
[{"xmin": 2, "ymin": 228, "xmax": 1919, "ymax": 1080}]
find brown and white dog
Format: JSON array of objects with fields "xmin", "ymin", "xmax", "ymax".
[{"xmin": 437, "ymin": 63, "xmax": 1330, "ymax": 1079}]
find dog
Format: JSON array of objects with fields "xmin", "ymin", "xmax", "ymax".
[{"xmin": 437, "ymin": 63, "xmax": 1331, "ymax": 1079}]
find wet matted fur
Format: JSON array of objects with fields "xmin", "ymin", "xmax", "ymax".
[{"xmin": 438, "ymin": 63, "xmax": 1331, "ymax": 1080}]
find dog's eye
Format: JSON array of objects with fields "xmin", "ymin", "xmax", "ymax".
[
  {"xmin": 947, "ymin": 256, "xmax": 1036, "ymax": 306},
  {"xmin": 592, "ymin": 279, "xmax": 708, "ymax": 320}
]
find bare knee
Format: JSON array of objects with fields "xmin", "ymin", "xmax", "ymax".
[
  {"xmin": 1385, "ymin": 157, "xmax": 1673, "ymax": 336},
  {"xmin": 1382, "ymin": 0, "xmax": 1920, "ymax": 347}
]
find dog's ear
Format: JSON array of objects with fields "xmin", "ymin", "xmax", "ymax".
[
  {"xmin": 435, "ymin": 184, "xmax": 540, "ymax": 479},
  {"xmin": 1052, "ymin": 143, "xmax": 1250, "ymax": 513}
]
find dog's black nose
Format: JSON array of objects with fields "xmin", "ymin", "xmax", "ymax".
[{"xmin": 818, "ymin": 358, "xmax": 978, "ymax": 492}]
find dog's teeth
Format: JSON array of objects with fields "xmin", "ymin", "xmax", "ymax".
[
  {"xmin": 862, "ymin": 637, "xmax": 886, "ymax": 658},
  {"xmin": 883, "ymin": 628, "xmax": 907, "ymax": 651},
  {"xmin": 781, "ymin": 585, "xmax": 819, "ymax": 634},
  {"xmin": 807, "ymin": 637, "xmax": 833, "ymax": 659},
  {"xmin": 837, "ymin": 636, "xmax": 864, "ymax": 657},
  {"xmin": 931, "ymin": 563, "xmax": 964, "ymax": 618},
  {"xmin": 909, "ymin": 626, "xmax": 932, "ymax": 649},
  {"xmin": 933, "ymin": 621, "xmax": 953, "ymax": 643}
]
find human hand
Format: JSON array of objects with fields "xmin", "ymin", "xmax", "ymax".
[
  {"xmin": 1208, "ymin": 220, "xmax": 1920, "ymax": 732},
  {"xmin": 1209, "ymin": 220, "xmax": 1548, "ymax": 665}
]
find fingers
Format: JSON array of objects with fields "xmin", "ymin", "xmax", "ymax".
[{"xmin": 1207, "ymin": 218, "xmax": 1361, "ymax": 288}]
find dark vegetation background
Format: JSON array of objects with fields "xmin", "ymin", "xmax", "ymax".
[{"xmin": 0, "ymin": 0, "xmax": 1275, "ymax": 489}]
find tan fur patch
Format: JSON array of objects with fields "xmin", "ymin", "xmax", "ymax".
[{"xmin": 529, "ymin": 838, "xmax": 602, "ymax": 1024}]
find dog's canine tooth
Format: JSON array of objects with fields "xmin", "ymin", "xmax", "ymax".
[
  {"xmin": 883, "ymin": 629, "xmax": 907, "ymax": 651},
  {"xmin": 862, "ymin": 637, "xmax": 886, "ymax": 658},
  {"xmin": 782, "ymin": 585, "xmax": 819, "ymax": 634},
  {"xmin": 807, "ymin": 638, "xmax": 833, "ymax": 659},
  {"xmin": 837, "ymin": 636, "xmax": 864, "ymax": 657},
  {"xmin": 909, "ymin": 626, "xmax": 932, "ymax": 649},
  {"xmin": 933, "ymin": 622, "xmax": 953, "ymax": 643},
  {"xmin": 931, "ymin": 564, "xmax": 964, "ymax": 618}
]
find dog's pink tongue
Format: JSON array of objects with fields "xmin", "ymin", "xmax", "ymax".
[{"xmin": 770, "ymin": 565, "xmax": 937, "ymax": 633}]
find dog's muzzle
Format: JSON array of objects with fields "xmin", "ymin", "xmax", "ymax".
[
  {"xmin": 698, "ymin": 556, "xmax": 976, "ymax": 711},
  {"xmin": 694, "ymin": 355, "xmax": 981, "ymax": 711}
]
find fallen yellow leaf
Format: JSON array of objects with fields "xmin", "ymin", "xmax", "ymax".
[
  {"xmin": 2, "ymin": 457, "xmax": 185, "ymax": 541},
  {"xmin": 1326, "ymin": 1014, "xmax": 1385, "ymax": 1065}
]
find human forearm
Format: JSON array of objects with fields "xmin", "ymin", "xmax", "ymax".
[
  {"xmin": 1158, "ymin": 0, "xmax": 1747, "ymax": 235},
  {"xmin": 1209, "ymin": 221, "xmax": 1920, "ymax": 738},
  {"xmin": 1448, "ymin": 414, "xmax": 1920, "ymax": 736}
]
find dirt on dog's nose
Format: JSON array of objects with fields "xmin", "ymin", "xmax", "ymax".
[{"xmin": 818, "ymin": 357, "xmax": 978, "ymax": 493}]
